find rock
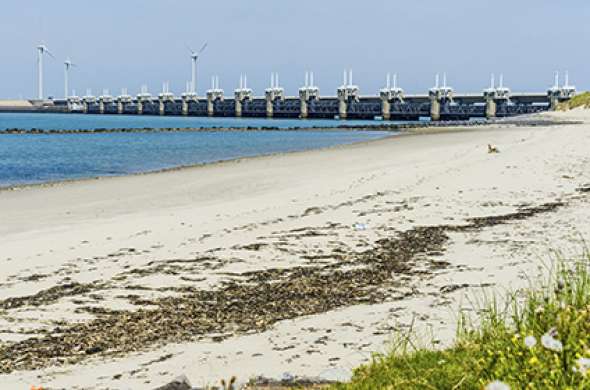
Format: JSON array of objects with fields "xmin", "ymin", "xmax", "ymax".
[{"xmin": 153, "ymin": 375, "xmax": 192, "ymax": 390}]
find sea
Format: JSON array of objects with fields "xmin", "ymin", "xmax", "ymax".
[{"xmin": 0, "ymin": 113, "xmax": 397, "ymax": 187}]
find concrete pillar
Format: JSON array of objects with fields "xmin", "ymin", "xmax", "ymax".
[
  {"xmin": 207, "ymin": 97, "xmax": 215, "ymax": 117},
  {"xmin": 337, "ymin": 86, "xmax": 357, "ymax": 120},
  {"xmin": 299, "ymin": 86, "xmax": 319, "ymax": 119},
  {"xmin": 82, "ymin": 102, "xmax": 89, "ymax": 114},
  {"xmin": 235, "ymin": 90, "xmax": 250, "ymax": 117},
  {"xmin": 159, "ymin": 100, "xmax": 165, "ymax": 116},
  {"xmin": 299, "ymin": 90, "xmax": 311, "ymax": 119},
  {"xmin": 181, "ymin": 99, "xmax": 189, "ymax": 116},
  {"xmin": 381, "ymin": 96, "xmax": 391, "ymax": 120},
  {"xmin": 117, "ymin": 102, "xmax": 124, "ymax": 114},
  {"xmin": 338, "ymin": 96, "xmax": 347, "ymax": 120},
  {"xmin": 429, "ymin": 96, "xmax": 440, "ymax": 121},
  {"xmin": 235, "ymin": 99, "xmax": 243, "ymax": 117},
  {"xmin": 549, "ymin": 95, "xmax": 559, "ymax": 111},
  {"xmin": 485, "ymin": 98, "xmax": 497, "ymax": 119},
  {"xmin": 266, "ymin": 95, "xmax": 274, "ymax": 118},
  {"xmin": 206, "ymin": 90, "xmax": 224, "ymax": 117},
  {"xmin": 300, "ymin": 98, "xmax": 309, "ymax": 119},
  {"xmin": 137, "ymin": 101, "xmax": 143, "ymax": 115},
  {"xmin": 99, "ymin": 100, "xmax": 105, "ymax": 115},
  {"xmin": 299, "ymin": 99, "xmax": 309, "ymax": 119}
]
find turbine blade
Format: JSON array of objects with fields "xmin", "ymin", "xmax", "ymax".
[
  {"xmin": 45, "ymin": 50, "xmax": 55, "ymax": 59},
  {"xmin": 198, "ymin": 42, "xmax": 208, "ymax": 54},
  {"xmin": 185, "ymin": 43, "xmax": 195, "ymax": 54}
]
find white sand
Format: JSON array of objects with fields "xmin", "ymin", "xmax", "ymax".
[{"xmin": 1, "ymin": 111, "xmax": 590, "ymax": 389}]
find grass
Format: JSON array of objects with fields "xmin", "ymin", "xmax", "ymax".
[
  {"xmin": 558, "ymin": 92, "xmax": 590, "ymax": 110},
  {"xmin": 331, "ymin": 255, "xmax": 590, "ymax": 389}
]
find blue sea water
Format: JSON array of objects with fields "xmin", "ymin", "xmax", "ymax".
[
  {"xmin": 0, "ymin": 112, "xmax": 393, "ymax": 131},
  {"xmin": 0, "ymin": 113, "xmax": 394, "ymax": 187}
]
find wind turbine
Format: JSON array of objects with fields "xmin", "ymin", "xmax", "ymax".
[
  {"xmin": 37, "ymin": 43, "xmax": 55, "ymax": 100},
  {"xmin": 64, "ymin": 58, "xmax": 77, "ymax": 98},
  {"xmin": 186, "ymin": 42, "xmax": 208, "ymax": 94}
]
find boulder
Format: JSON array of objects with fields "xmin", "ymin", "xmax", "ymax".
[{"xmin": 154, "ymin": 375, "xmax": 192, "ymax": 390}]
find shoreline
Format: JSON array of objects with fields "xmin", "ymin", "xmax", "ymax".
[
  {"xmin": 0, "ymin": 116, "xmax": 580, "ymax": 192},
  {"xmin": 0, "ymin": 132, "xmax": 398, "ymax": 192},
  {"xmin": 1, "ymin": 111, "xmax": 589, "ymax": 388}
]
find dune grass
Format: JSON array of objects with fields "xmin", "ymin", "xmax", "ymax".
[
  {"xmin": 559, "ymin": 92, "xmax": 590, "ymax": 110},
  {"xmin": 332, "ymin": 256, "xmax": 590, "ymax": 389}
]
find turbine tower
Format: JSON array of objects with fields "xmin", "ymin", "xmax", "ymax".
[
  {"xmin": 64, "ymin": 58, "xmax": 77, "ymax": 99},
  {"xmin": 187, "ymin": 42, "xmax": 208, "ymax": 94},
  {"xmin": 37, "ymin": 43, "xmax": 55, "ymax": 100}
]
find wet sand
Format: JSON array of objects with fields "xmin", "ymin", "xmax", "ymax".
[{"xmin": 1, "ymin": 110, "xmax": 590, "ymax": 389}]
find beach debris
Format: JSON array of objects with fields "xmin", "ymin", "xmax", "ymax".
[
  {"xmin": 353, "ymin": 223, "xmax": 368, "ymax": 231},
  {"xmin": 488, "ymin": 144, "xmax": 500, "ymax": 153},
  {"xmin": 439, "ymin": 283, "xmax": 470, "ymax": 294},
  {"xmin": 463, "ymin": 202, "xmax": 564, "ymax": 230},
  {"xmin": 0, "ymin": 224, "xmax": 450, "ymax": 373},
  {"xmin": 235, "ymin": 243, "xmax": 267, "ymax": 251},
  {"xmin": 302, "ymin": 207, "xmax": 323, "ymax": 216},
  {"xmin": 0, "ymin": 201, "xmax": 568, "ymax": 374},
  {"xmin": 0, "ymin": 281, "xmax": 104, "ymax": 310}
]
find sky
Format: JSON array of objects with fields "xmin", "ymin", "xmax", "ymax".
[{"xmin": 0, "ymin": 0, "xmax": 588, "ymax": 99}]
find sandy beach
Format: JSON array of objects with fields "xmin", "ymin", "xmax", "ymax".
[{"xmin": 1, "ymin": 110, "xmax": 590, "ymax": 389}]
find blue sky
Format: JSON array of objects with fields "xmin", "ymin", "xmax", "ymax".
[{"xmin": 0, "ymin": 0, "xmax": 588, "ymax": 99}]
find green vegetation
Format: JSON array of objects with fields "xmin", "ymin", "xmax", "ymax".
[
  {"xmin": 559, "ymin": 92, "xmax": 590, "ymax": 110},
  {"xmin": 332, "ymin": 256, "xmax": 590, "ymax": 389}
]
